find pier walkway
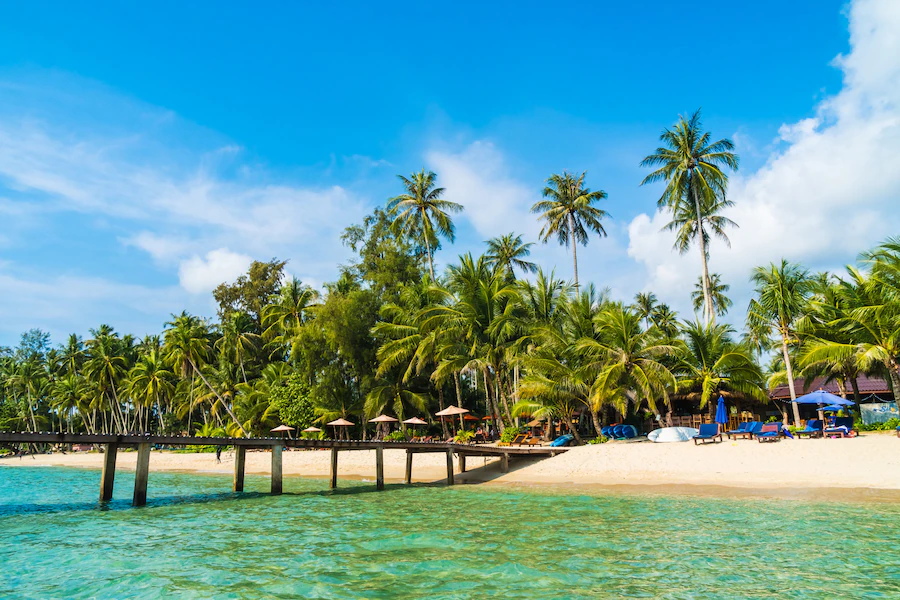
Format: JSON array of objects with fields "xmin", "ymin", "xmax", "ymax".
[{"xmin": 0, "ymin": 432, "xmax": 568, "ymax": 507}]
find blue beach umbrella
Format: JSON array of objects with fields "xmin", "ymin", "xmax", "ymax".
[
  {"xmin": 792, "ymin": 389, "xmax": 855, "ymax": 406},
  {"xmin": 715, "ymin": 395, "xmax": 727, "ymax": 427}
]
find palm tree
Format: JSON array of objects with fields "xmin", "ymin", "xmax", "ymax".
[
  {"xmin": 650, "ymin": 303, "xmax": 680, "ymax": 341},
  {"xmin": 676, "ymin": 321, "xmax": 767, "ymax": 420},
  {"xmin": 386, "ymin": 169, "xmax": 463, "ymax": 281},
  {"xmin": 641, "ymin": 109, "xmax": 738, "ymax": 324},
  {"xmin": 128, "ymin": 349, "xmax": 175, "ymax": 432},
  {"xmin": 691, "ymin": 273, "xmax": 733, "ymax": 318},
  {"xmin": 531, "ymin": 171, "xmax": 609, "ymax": 290},
  {"xmin": 577, "ymin": 304, "xmax": 678, "ymax": 423},
  {"xmin": 746, "ymin": 260, "xmax": 813, "ymax": 425},
  {"xmin": 485, "ymin": 233, "xmax": 537, "ymax": 276},
  {"xmin": 365, "ymin": 379, "xmax": 428, "ymax": 434},
  {"xmin": 262, "ymin": 277, "xmax": 318, "ymax": 356},
  {"xmin": 84, "ymin": 329, "xmax": 128, "ymax": 433},
  {"xmin": 633, "ymin": 292, "xmax": 659, "ymax": 329},
  {"xmin": 163, "ymin": 312, "xmax": 247, "ymax": 436},
  {"xmin": 216, "ymin": 312, "xmax": 261, "ymax": 383}
]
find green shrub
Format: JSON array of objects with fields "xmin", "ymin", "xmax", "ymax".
[
  {"xmin": 499, "ymin": 426, "xmax": 522, "ymax": 443},
  {"xmin": 587, "ymin": 436, "xmax": 608, "ymax": 444},
  {"xmin": 454, "ymin": 430, "xmax": 474, "ymax": 443},
  {"xmin": 384, "ymin": 430, "xmax": 408, "ymax": 442},
  {"xmin": 856, "ymin": 417, "xmax": 900, "ymax": 431}
]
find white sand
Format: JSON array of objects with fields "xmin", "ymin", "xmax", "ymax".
[{"xmin": 3, "ymin": 432, "xmax": 899, "ymax": 496}]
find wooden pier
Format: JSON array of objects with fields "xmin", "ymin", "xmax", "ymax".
[{"xmin": 0, "ymin": 432, "xmax": 568, "ymax": 508}]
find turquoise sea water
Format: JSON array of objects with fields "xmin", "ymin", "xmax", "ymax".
[{"xmin": 1, "ymin": 466, "xmax": 899, "ymax": 599}]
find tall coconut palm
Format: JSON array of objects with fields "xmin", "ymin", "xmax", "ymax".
[
  {"xmin": 386, "ymin": 169, "xmax": 463, "ymax": 281},
  {"xmin": 128, "ymin": 349, "xmax": 175, "ymax": 432},
  {"xmin": 633, "ymin": 292, "xmax": 659, "ymax": 329},
  {"xmin": 691, "ymin": 273, "xmax": 733, "ymax": 318},
  {"xmin": 163, "ymin": 312, "xmax": 247, "ymax": 436},
  {"xmin": 531, "ymin": 171, "xmax": 609, "ymax": 290},
  {"xmin": 262, "ymin": 277, "xmax": 318, "ymax": 356},
  {"xmin": 641, "ymin": 109, "xmax": 738, "ymax": 324},
  {"xmin": 485, "ymin": 233, "xmax": 537, "ymax": 276},
  {"xmin": 216, "ymin": 312, "xmax": 261, "ymax": 383},
  {"xmin": 746, "ymin": 260, "xmax": 813, "ymax": 425},
  {"xmin": 84, "ymin": 330, "xmax": 128, "ymax": 433}
]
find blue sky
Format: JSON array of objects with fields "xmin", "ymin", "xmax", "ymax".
[{"xmin": 3, "ymin": 0, "xmax": 899, "ymax": 346}]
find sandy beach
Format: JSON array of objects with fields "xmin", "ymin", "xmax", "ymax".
[{"xmin": 4, "ymin": 433, "xmax": 900, "ymax": 500}]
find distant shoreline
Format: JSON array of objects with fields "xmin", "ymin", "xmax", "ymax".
[{"xmin": 4, "ymin": 433, "xmax": 899, "ymax": 502}]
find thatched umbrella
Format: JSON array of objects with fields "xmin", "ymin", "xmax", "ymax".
[
  {"xmin": 369, "ymin": 414, "xmax": 399, "ymax": 439},
  {"xmin": 402, "ymin": 416, "xmax": 428, "ymax": 437},
  {"xmin": 327, "ymin": 418, "xmax": 355, "ymax": 440},
  {"xmin": 435, "ymin": 405, "xmax": 469, "ymax": 431},
  {"xmin": 270, "ymin": 424, "xmax": 295, "ymax": 439},
  {"xmin": 301, "ymin": 426, "xmax": 322, "ymax": 440}
]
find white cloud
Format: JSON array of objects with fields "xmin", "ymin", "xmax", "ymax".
[
  {"xmin": 627, "ymin": 0, "xmax": 900, "ymax": 317},
  {"xmin": 426, "ymin": 141, "xmax": 539, "ymax": 239},
  {"xmin": 178, "ymin": 248, "xmax": 253, "ymax": 295}
]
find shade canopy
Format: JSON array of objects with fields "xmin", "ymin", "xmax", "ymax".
[
  {"xmin": 369, "ymin": 414, "xmax": 399, "ymax": 423},
  {"xmin": 327, "ymin": 418, "xmax": 355, "ymax": 426},
  {"xmin": 302, "ymin": 426, "xmax": 322, "ymax": 433},
  {"xmin": 482, "ymin": 416, "xmax": 494, "ymax": 421},
  {"xmin": 822, "ymin": 404, "xmax": 846, "ymax": 412},
  {"xmin": 435, "ymin": 405, "xmax": 469, "ymax": 416},
  {"xmin": 525, "ymin": 419, "xmax": 543, "ymax": 428},
  {"xmin": 270, "ymin": 425, "xmax": 295, "ymax": 432},
  {"xmin": 715, "ymin": 396, "xmax": 728, "ymax": 425},
  {"xmin": 402, "ymin": 417, "xmax": 428, "ymax": 425},
  {"xmin": 793, "ymin": 390, "xmax": 855, "ymax": 406},
  {"xmin": 463, "ymin": 414, "xmax": 480, "ymax": 421}
]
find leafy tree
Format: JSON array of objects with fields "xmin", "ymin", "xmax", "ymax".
[
  {"xmin": 531, "ymin": 171, "xmax": 609, "ymax": 290},
  {"xmin": 641, "ymin": 109, "xmax": 738, "ymax": 325},
  {"xmin": 212, "ymin": 259, "xmax": 287, "ymax": 325},
  {"xmin": 691, "ymin": 273, "xmax": 733, "ymax": 318},
  {"xmin": 486, "ymin": 232, "xmax": 537, "ymax": 276},
  {"xmin": 746, "ymin": 260, "xmax": 813, "ymax": 425},
  {"xmin": 386, "ymin": 169, "xmax": 463, "ymax": 281}
]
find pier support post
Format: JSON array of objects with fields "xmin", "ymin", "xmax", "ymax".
[
  {"xmin": 330, "ymin": 447, "xmax": 338, "ymax": 489},
  {"xmin": 271, "ymin": 445, "xmax": 283, "ymax": 495},
  {"xmin": 446, "ymin": 448, "xmax": 455, "ymax": 486},
  {"xmin": 459, "ymin": 454, "xmax": 466, "ymax": 473},
  {"xmin": 375, "ymin": 444, "xmax": 384, "ymax": 490},
  {"xmin": 133, "ymin": 443, "xmax": 151, "ymax": 507},
  {"xmin": 100, "ymin": 443, "xmax": 118, "ymax": 501},
  {"xmin": 404, "ymin": 449, "xmax": 413, "ymax": 484},
  {"xmin": 500, "ymin": 452, "xmax": 509, "ymax": 473},
  {"xmin": 233, "ymin": 446, "xmax": 246, "ymax": 492}
]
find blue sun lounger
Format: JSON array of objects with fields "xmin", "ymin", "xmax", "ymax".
[
  {"xmin": 756, "ymin": 423, "xmax": 782, "ymax": 442},
  {"xmin": 693, "ymin": 423, "xmax": 722, "ymax": 445},
  {"xmin": 795, "ymin": 419, "xmax": 823, "ymax": 439},
  {"xmin": 724, "ymin": 421, "xmax": 750, "ymax": 439}
]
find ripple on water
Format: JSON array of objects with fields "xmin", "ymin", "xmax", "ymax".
[{"xmin": 2, "ymin": 467, "xmax": 900, "ymax": 599}]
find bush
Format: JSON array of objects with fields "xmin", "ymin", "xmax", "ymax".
[
  {"xmin": 384, "ymin": 430, "xmax": 408, "ymax": 442},
  {"xmin": 856, "ymin": 417, "xmax": 900, "ymax": 432},
  {"xmin": 587, "ymin": 436, "xmax": 608, "ymax": 444},
  {"xmin": 499, "ymin": 426, "xmax": 522, "ymax": 443},
  {"xmin": 454, "ymin": 430, "xmax": 474, "ymax": 443}
]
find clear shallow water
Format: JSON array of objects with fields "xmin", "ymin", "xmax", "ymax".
[{"xmin": 1, "ymin": 466, "xmax": 899, "ymax": 599}]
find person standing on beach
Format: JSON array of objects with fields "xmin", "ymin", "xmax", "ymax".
[{"xmin": 215, "ymin": 446, "xmax": 222, "ymax": 463}]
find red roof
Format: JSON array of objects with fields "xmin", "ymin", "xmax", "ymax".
[{"xmin": 769, "ymin": 375, "xmax": 892, "ymax": 399}]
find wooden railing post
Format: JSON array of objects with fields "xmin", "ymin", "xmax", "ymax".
[
  {"xmin": 233, "ymin": 446, "xmax": 246, "ymax": 492},
  {"xmin": 133, "ymin": 443, "xmax": 151, "ymax": 507},
  {"xmin": 375, "ymin": 444, "xmax": 384, "ymax": 490},
  {"xmin": 404, "ymin": 449, "xmax": 413, "ymax": 485},
  {"xmin": 446, "ymin": 448, "xmax": 455, "ymax": 485},
  {"xmin": 271, "ymin": 445, "xmax": 283, "ymax": 495},
  {"xmin": 330, "ymin": 447, "xmax": 338, "ymax": 489},
  {"xmin": 100, "ymin": 442, "xmax": 118, "ymax": 502}
]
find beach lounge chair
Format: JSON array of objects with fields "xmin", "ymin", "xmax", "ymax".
[
  {"xmin": 824, "ymin": 417, "xmax": 858, "ymax": 438},
  {"xmin": 499, "ymin": 434, "xmax": 528, "ymax": 447},
  {"xmin": 693, "ymin": 423, "xmax": 723, "ymax": 445},
  {"xmin": 756, "ymin": 423, "xmax": 781, "ymax": 442},
  {"xmin": 729, "ymin": 421, "xmax": 763, "ymax": 440},
  {"xmin": 724, "ymin": 421, "xmax": 751, "ymax": 439},
  {"xmin": 549, "ymin": 434, "xmax": 574, "ymax": 447},
  {"xmin": 795, "ymin": 419, "xmax": 824, "ymax": 439},
  {"xmin": 521, "ymin": 436, "xmax": 542, "ymax": 446}
]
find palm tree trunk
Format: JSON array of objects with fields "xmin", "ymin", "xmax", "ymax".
[
  {"xmin": 589, "ymin": 408, "xmax": 603, "ymax": 437},
  {"xmin": 568, "ymin": 411, "xmax": 583, "ymax": 445},
  {"xmin": 423, "ymin": 230, "xmax": 436, "ymax": 282},
  {"xmin": 568, "ymin": 213, "xmax": 579, "ymax": 290},
  {"xmin": 437, "ymin": 384, "xmax": 450, "ymax": 439},
  {"xmin": 850, "ymin": 376, "xmax": 861, "ymax": 404},
  {"xmin": 782, "ymin": 336, "xmax": 801, "ymax": 426},
  {"xmin": 189, "ymin": 359, "xmax": 248, "ymax": 436},
  {"xmin": 155, "ymin": 390, "xmax": 165, "ymax": 432}
]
